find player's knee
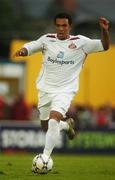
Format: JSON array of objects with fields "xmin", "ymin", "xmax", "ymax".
[{"xmin": 50, "ymin": 110, "xmax": 63, "ymax": 121}]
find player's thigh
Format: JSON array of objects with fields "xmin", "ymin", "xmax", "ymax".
[
  {"xmin": 38, "ymin": 103, "xmax": 51, "ymax": 120},
  {"xmin": 38, "ymin": 91, "xmax": 51, "ymax": 120},
  {"xmin": 51, "ymin": 92, "xmax": 75, "ymax": 118},
  {"xmin": 39, "ymin": 104, "xmax": 51, "ymax": 132}
]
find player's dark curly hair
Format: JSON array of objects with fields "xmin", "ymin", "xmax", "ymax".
[{"xmin": 54, "ymin": 12, "xmax": 72, "ymax": 25}]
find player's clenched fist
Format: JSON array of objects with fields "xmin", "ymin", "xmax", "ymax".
[
  {"xmin": 99, "ymin": 17, "xmax": 109, "ymax": 30},
  {"xmin": 13, "ymin": 47, "xmax": 28, "ymax": 57}
]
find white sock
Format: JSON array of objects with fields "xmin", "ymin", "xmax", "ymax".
[
  {"xmin": 43, "ymin": 119, "xmax": 60, "ymax": 157},
  {"xmin": 59, "ymin": 120, "xmax": 69, "ymax": 131}
]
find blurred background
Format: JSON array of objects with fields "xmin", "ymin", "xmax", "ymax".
[{"xmin": 0, "ymin": 0, "xmax": 115, "ymax": 153}]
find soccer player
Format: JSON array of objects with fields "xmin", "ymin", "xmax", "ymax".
[{"xmin": 14, "ymin": 12, "xmax": 110, "ymax": 159}]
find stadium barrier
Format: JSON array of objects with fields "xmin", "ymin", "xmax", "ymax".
[{"xmin": 0, "ymin": 121, "xmax": 115, "ymax": 154}]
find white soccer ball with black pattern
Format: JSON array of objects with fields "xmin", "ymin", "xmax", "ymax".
[{"xmin": 32, "ymin": 154, "xmax": 53, "ymax": 174}]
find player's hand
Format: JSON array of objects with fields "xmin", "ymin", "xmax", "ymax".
[
  {"xmin": 99, "ymin": 17, "xmax": 109, "ymax": 31},
  {"xmin": 13, "ymin": 48, "xmax": 28, "ymax": 57}
]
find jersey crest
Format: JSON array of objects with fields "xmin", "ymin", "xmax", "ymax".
[{"xmin": 68, "ymin": 43, "xmax": 77, "ymax": 49}]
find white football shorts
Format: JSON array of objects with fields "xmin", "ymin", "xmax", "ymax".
[{"xmin": 38, "ymin": 91, "xmax": 75, "ymax": 120}]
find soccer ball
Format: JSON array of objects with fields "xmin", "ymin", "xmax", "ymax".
[{"xmin": 32, "ymin": 154, "xmax": 53, "ymax": 174}]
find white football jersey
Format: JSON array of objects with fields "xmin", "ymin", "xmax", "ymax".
[{"xmin": 24, "ymin": 34, "xmax": 104, "ymax": 93}]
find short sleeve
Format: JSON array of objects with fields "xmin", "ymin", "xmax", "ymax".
[
  {"xmin": 80, "ymin": 35, "xmax": 104, "ymax": 54},
  {"xmin": 23, "ymin": 35, "xmax": 45, "ymax": 55}
]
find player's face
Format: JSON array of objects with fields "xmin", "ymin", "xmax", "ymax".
[{"xmin": 55, "ymin": 18, "xmax": 71, "ymax": 40}]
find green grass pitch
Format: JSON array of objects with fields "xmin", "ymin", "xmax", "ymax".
[{"xmin": 0, "ymin": 153, "xmax": 115, "ymax": 180}]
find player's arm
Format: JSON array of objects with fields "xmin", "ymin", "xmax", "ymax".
[
  {"xmin": 99, "ymin": 17, "xmax": 110, "ymax": 50},
  {"xmin": 13, "ymin": 35, "xmax": 45, "ymax": 57}
]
